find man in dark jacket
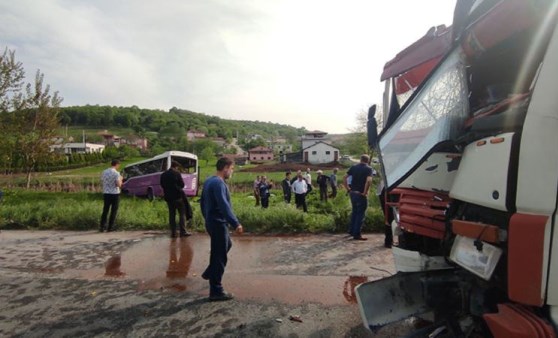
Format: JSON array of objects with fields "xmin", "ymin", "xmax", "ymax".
[
  {"xmin": 281, "ymin": 172, "xmax": 292, "ymax": 203},
  {"xmin": 160, "ymin": 160, "xmax": 191, "ymax": 238},
  {"xmin": 258, "ymin": 176, "xmax": 273, "ymax": 208},
  {"xmin": 316, "ymin": 170, "xmax": 330, "ymax": 202}
]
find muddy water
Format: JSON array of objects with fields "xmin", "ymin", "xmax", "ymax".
[{"xmin": 0, "ymin": 231, "xmax": 395, "ymax": 306}]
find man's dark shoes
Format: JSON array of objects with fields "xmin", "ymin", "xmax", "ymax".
[
  {"xmin": 209, "ymin": 292, "xmax": 234, "ymax": 302},
  {"xmin": 353, "ymin": 236, "xmax": 368, "ymax": 241},
  {"xmin": 201, "ymin": 272, "xmax": 209, "ymax": 280},
  {"xmin": 107, "ymin": 228, "xmax": 116, "ymax": 232},
  {"xmin": 99, "ymin": 227, "xmax": 106, "ymax": 233},
  {"xmin": 180, "ymin": 232, "xmax": 192, "ymax": 237}
]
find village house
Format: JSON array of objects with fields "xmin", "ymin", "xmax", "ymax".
[
  {"xmin": 186, "ymin": 130, "xmax": 206, "ymax": 141},
  {"xmin": 301, "ymin": 130, "xmax": 328, "ymax": 149},
  {"xmin": 267, "ymin": 137, "xmax": 293, "ymax": 154},
  {"xmin": 50, "ymin": 143, "xmax": 105, "ymax": 155},
  {"xmin": 248, "ymin": 146, "xmax": 274, "ymax": 162},
  {"xmin": 98, "ymin": 131, "xmax": 148, "ymax": 151},
  {"xmin": 220, "ymin": 153, "xmax": 248, "ymax": 165},
  {"xmin": 302, "ymin": 141, "xmax": 340, "ymax": 164}
]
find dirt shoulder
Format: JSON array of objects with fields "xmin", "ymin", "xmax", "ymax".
[{"xmin": 0, "ymin": 231, "xmax": 411, "ymax": 337}]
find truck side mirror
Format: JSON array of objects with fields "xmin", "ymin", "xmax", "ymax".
[{"xmin": 367, "ymin": 104, "xmax": 378, "ymax": 148}]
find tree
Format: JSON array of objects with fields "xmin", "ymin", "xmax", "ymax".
[
  {"xmin": 16, "ymin": 71, "xmax": 63, "ymax": 187},
  {"xmin": 200, "ymin": 147, "xmax": 215, "ymax": 165},
  {"xmin": 341, "ymin": 109, "xmax": 369, "ymax": 156},
  {"xmin": 0, "ymin": 48, "xmax": 25, "ymax": 173},
  {"xmin": 0, "ymin": 48, "xmax": 62, "ymax": 186}
]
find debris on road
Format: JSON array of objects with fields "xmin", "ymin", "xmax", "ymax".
[{"xmin": 289, "ymin": 315, "xmax": 303, "ymax": 323}]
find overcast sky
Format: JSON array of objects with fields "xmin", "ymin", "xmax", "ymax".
[{"xmin": 1, "ymin": 0, "xmax": 456, "ymax": 134}]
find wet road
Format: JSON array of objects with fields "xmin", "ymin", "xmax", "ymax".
[{"xmin": 0, "ymin": 231, "xmax": 411, "ymax": 337}]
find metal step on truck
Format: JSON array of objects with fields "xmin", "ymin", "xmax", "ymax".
[{"xmin": 357, "ymin": 0, "xmax": 558, "ymax": 337}]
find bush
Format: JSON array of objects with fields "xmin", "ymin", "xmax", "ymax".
[{"xmin": 0, "ymin": 189, "xmax": 385, "ymax": 234}]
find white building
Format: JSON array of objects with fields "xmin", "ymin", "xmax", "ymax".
[
  {"xmin": 301, "ymin": 130, "xmax": 328, "ymax": 149},
  {"xmin": 302, "ymin": 141, "xmax": 340, "ymax": 164},
  {"xmin": 50, "ymin": 143, "xmax": 105, "ymax": 154}
]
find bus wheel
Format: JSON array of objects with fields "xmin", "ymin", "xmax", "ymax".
[{"xmin": 147, "ymin": 188, "xmax": 154, "ymax": 202}]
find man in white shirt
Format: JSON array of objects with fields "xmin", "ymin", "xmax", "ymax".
[
  {"xmin": 304, "ymin": 168, "xmax": 312, "ymax": 185},
  {"xmin": 100, "ymin": 160, "xmax": 123, "ymax": 232},
  {"xmin": 292, "ymin": 172, "xmax": 308, "ymax": 212}
]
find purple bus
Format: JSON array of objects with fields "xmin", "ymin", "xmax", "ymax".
[{"xmin": 122, "ymin": 151, "xmax": 199, "ymax": 200}]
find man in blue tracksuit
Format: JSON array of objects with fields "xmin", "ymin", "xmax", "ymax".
[{"xmin": 200, "ymin": 157, "xmax": 244, "ymax": 301}]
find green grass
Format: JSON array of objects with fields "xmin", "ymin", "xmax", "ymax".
[{"xmin": 0, "ymin": 189, "xmax": 385, "ymax": 234}]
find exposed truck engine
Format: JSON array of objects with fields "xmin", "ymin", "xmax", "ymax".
[{"xmin": 356, "ymin": 0, "xmax": 558, "ymax": 337}]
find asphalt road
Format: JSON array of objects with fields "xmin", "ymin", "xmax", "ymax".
[{"xmin": 0, "ymin": 231, "xmax": 412, "ymax": 337}]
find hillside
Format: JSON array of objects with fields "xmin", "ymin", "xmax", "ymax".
[{"xmin": 59, "ymin": 105, "xmax": 306, "ymax": 146}]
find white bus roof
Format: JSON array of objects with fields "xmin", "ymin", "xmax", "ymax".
[{"xmin": 123, "ymin": 151, "xmax": 198, "ymax": 168}]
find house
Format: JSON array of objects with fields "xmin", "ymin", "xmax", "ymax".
[
  {"xmin": 126, "ymin": 137, "xmax": 149, "ymax": 151},
  {"xmin": 186, "ymin": 130, "xmax": 206, "ymax": 141},
  {"xmin": 98, "ymin": 131, "xmax": 148, "ymax": 150},
  {"xmin": 302, "ymin": 141, "xmax": 339, "ymax": 164},
  {"xmin": 211, "ymin": 137, "xmax": 227, "ymax": 147},
  {"xmin": 267, "ymin": 137, "xmax": 293, "ymax": 153},
  {"xmin": 50, "ymin": 143, "xmax": 105, "ymax": 154},
  {"xmin": 301, "ymin": 130, "xmax": 328, "ymax": 149},
  {"xmin": 99, "ymin": 132, "xmax": 121, "ymax": 146},
  {"xmin": 248, "ymin": 146, "xmax": 274, "ymax": 162},
  {"xmin": 220, "ymin": 153, "xmax": 248, "ymax": 165}
]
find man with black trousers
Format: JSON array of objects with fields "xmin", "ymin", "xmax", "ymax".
[
  {"xmin": 160, "ymin": 160, "xmax": 191, "ymax": 238},
  {"xmin": 100, "ymin": 159, "xmax": 123, "ymax": 232},
  {"xmin": 343, "ymin": 154, "xmax": 374, "ymax": 240},
  {"xmin": 200, "ymin": 157, "xmax": 244, "ymax": 301},
  {"xmin": 281, "ymin": 172, "xmax": 292, "ymax": 203}
]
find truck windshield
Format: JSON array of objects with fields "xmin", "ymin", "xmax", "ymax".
[{"xmin": 379, "ymin": 49, "xmax": 469, "ymax": 188}]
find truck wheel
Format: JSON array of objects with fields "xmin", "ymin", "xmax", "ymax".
[{"xmin": 147, "ymin": 188, "xmax": 154, "ymax": 202}]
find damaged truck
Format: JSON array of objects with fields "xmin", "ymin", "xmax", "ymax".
[{"xmin": 357, "ymin": 0, "xmax": 558, "ymax": 337}]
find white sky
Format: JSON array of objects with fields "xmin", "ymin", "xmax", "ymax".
[{"xmin": 0, "ymin": 0, "xmax": 456, "ymax": 134}]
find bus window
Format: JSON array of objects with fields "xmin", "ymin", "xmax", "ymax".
[{"xmin": 171, "ymin": 156, "xmax": 197, "ymax": 174}]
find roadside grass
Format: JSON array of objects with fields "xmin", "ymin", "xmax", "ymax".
[{"xmin": 0, "ymin": 189, "xmax": 385, "ymax": 234}]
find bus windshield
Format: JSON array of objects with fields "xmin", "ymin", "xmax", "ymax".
[{"xmin": 171, "ymin": 156, "xmax": 197, "ymax": 174}]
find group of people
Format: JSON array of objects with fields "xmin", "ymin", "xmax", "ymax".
[
  {"xmin": 252, "ymin": 167, "xmax": 340, "ymax": 212},
  {"xmin": 99, "ymin": 154, "xmax": 379, "ymax": 302},
  {"xmin": 99, "ymin": 159, "xmax": 193, "ymax": 237}
]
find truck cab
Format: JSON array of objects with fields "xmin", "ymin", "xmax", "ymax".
[{"xmin": 357, "ymin": 0, "xmax": 558, "ymax": 336}]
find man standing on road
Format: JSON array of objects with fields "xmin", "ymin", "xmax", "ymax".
[
  {"xmin": 200, "ymin": 157, "xmax": 244, "ymax": 301},
  {"xmin": 160, "ymin": 160, "xmax": 191, "ymax": 238},
  {"xmin": 292, "ymin": 171, "xmax": 308, "ymax": 212},
  {"xmin": 281, "ymin": 172, "xmax": 292, "ymax": 204},
  {"xmin": 100, "ymin": 160, "xmax": 123, "ymax": 232},
  {"xmin": 343, "ymin": 155, "xmax": 373, "ymax": 241}
]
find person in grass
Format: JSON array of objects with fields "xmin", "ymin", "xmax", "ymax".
[
  {"xmin": 160, "ymin": 160, "xmax": 191, "ymax": 238},
  {"xmin": 281, "ymin": 172, "xmax": 292, "ymax": 204},
  {"xmin": 258, "ymin": 176, "xmax": 273, "ymax": 208},
  {"xmin": 253, "ymin": 175, "xmax": 261, "ymax": 206},
  {"xmin": 316, "ymin": 170, "xmax": 330, "ymax": 202},
  {"xmin": 292, "ymin": 171, "xmax": 308, "ymax": 212},
  {"xmin": 329, "ymin": 168, "xmax": 338, "ymax": 198},
  {"xmin": 200, "ymin": 157, "xmax": 244, "ymax": 301}
]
